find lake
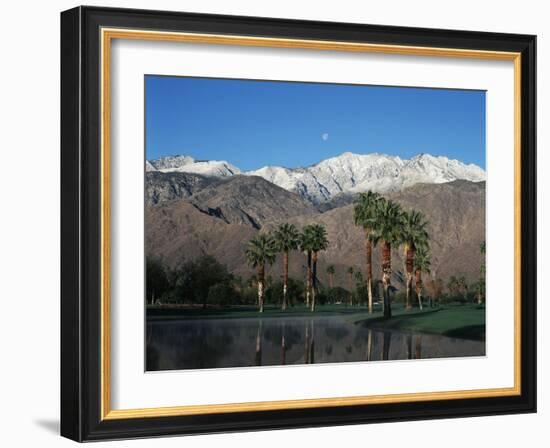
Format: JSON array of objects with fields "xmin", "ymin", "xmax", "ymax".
[{"xmin": 146, "ymin": 315, "xmax": 485, "ymax": 371}]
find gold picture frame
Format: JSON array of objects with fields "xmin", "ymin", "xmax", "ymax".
[{"xmin": 61, "ymin": 6, "xmax": 536, "ymax": 442}]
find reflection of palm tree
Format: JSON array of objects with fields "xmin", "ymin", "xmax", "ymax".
[
  {"xmin": 415, "ymin": 335, "xmax": 422, "ymax": 359},
  {"xmin": 399, "ymin": 210, "xmax": 429, "ymax": 310},
  {"xmin": 382, "ymin": 331, "xmax": 392, "ymax": 360},
  {"xmin": 304, "ymin": 321, "xmax": 310, "ymax": 363},
  {"xmin": 372, "ymin": 199, "xmax": 404, "ymax": 319},
  {"xmin": 309, "ymin": 320, "xmax": 315, "ymax": 364},
  {"xmin": 303, "ymin": 320, "xmax": 316, "ymax": 364},
  {"xmin": 354, "ymin": 191, "xmax": 382, "ymax": 314},
  {"xmin": 254, "ymin": 320, "xmax": 263, "ymax": 366},
  {"xmin": 366, "ymin": 329, "xmax": 373, "ymax": 361},
  {"xmin": 245, "ymin": 234, "xmax": 276, "ymax": 313},
  {"xmin": 309, "ymin": 224, "xmax": 329, "ymax": 312},
  {"xmin": 406, "ymin": 333, "xmax": 413, "ymax": 360},
  {"xmin": 281, "ymin": 322, "xmax": 287, "ymax": 365},
  {"xmin": 274, "ymin": 223, "xmax": 300, "ymax": 310},
  {"xmin": 414, "ymin": 247, "xmax": 431, "ymax": 310}
]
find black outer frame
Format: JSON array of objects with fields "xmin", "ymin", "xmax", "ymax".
[{"xmin": 60, "ymin": 6, "xmax": 537, "ymax": 442}]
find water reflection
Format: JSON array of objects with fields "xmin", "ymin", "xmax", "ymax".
[{"xmin": 146, "ymin": 316, "xmax": 485, "ymax": 371}]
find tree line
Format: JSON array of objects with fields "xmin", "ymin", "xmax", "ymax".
[
  {"xmin": 243, "ymin": 191, "xmax": 485, "ymax": 319},
  {"xmin": 243, "ymin": 192, "xmax": 432, "ymax": 319},
  {"xmin": 146, "ymin": 190, "xmax": 485, "ymax": 318}
]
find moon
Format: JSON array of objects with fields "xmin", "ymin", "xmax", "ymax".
[{"xmin": 321, "ymin": 133, "xmax": 329, "ymax": 141}]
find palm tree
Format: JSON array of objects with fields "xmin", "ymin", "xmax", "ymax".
[
  {"xmin": 414, "ymin": 246, "xmax": 431, "ymax": 310},
  {"xmin": 457, "ymin": 275, "xmax": 468, "ymax": 302},
  {"xmin": 273, "ymin": 223, "xmax": 300, "ymax": 310},
  {"xmin": 399, "ymin": 210, "xmax": 429, "ymax": 310},
  {"xmin": 326, "ymin": 265, "xmax": 335, "ymax": 304},
  {"xmin": 347, "ymin": 266, "xmax": 354, "ymax": 306},
  {"xmin": 372, "ymin": 198, "xmax": 404, "ymax": 319},
  {"xmin": 299, "ymin": 225, "xmax": 316, "ymax": 308},
  {"xmin": 245, "ymin": 233, "xmax": 277, "ymax": 313},
  {"xmin": 354, "ymin": 191, "xmax": 381, "ymax": 314},
  {"xmin": 326, "ymin": 265, "xmax": 335, "ymax": 289},
  {"xmin": 354, "ymin": 270, "xmax": 364, "ymax": 306},
  {"xmin": 447, "ymin": 276, "xmax": 459, "ymax": 299},
  {"xmin": 309, "ymin": 224, "xmax": 329, "ymax": 311}
]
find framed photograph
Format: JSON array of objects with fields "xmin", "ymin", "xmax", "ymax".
[{"xmin": 60, "ymin": 6, "xmax": 536, "ymax": 442}]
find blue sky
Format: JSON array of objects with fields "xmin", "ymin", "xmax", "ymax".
[{"xmin": 145, "ymin": 75, "xmax": 486, "ymax": 170}]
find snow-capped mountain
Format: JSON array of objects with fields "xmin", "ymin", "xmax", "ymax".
[
  {"xmin": 248, "ymin": 152, "xmax": 485, "ymax": 203},
  {"xmin": 147, "ymin": 152, "xmax": 485, "ymax": 204},
  {"xmin": 149, "ymin": 155, "xmax": 195, "ymax": 170},
  {"xmin": 148, "ymin": 155, "xmax": 240, "ymax": 177}
]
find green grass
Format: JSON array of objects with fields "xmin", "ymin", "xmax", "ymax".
[
  {"xmin": 357, "ymin": 304, "xmax": 486, "ymax": 341},
  {"xmin": 146, "ymin": 303, "xmax": 376, "ymax": 321}
]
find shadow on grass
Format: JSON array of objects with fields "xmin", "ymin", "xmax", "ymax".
[
  {"xmin": 358, "ymin": 307, "xmax": 485, "ymax": 342},
  {"xmin": 356, "ymin": 308, "xmax": 443, "ymax": 326}
]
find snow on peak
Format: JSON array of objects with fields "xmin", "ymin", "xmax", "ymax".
[
  {"xmin": 247, "ymin": 152, "xmax": 484, "ymax": 203},
  {"xmin": 149, "ymin": 155, "xmax": 195, "ymax": 170},
  {"xmin": 147, "ymin": 155, "xmax": 240, "ymax": 177},
  {"xmin": 147, "ymin": 152, "xmax": 485, "ymax": 203},
  {"xmin": 165, "ymin": 160, "xmax": 241, "ymax": 177}
]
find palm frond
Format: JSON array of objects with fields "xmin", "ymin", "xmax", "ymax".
[{"xmin": 244, "ymin": 233, "xmax": 277, "ymax": 268}]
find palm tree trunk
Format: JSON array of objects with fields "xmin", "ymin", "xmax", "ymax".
[
  {"xmin": 306, "ymin": 251, "xmax": 312, "ymax": 308},
  {"xmin": 415, "ymin": 269, "xmax": 423, "ymax": 310},
  {"xmin": 366, "ymin": 233, "xmax": 374, "ymax": 314},
  {"xmin": 257, "ymin": 265, "xmax": 265, "ymax": 313},
  {"xmin": 405, "ymin": 244, "xmax": 415, "ymax": 310},
  {"xmin": 282, "ymin": 251, "xmax": 289, "ymax": 310},
  {"xmin": 381, "ymin": 241, "xmax": 392, "ymax": 319},
  {"xmin": 311, "ymin": 252, "xmax": 318, "ymax": 311}
]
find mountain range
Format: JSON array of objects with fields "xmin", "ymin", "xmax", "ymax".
[
  {"xmin": 146, "ymin": 152, "xmax": 485, "ymax": 204},
  {"xmin": 145, "ymin": 151, "xmax": 486, "ymax": 289}
]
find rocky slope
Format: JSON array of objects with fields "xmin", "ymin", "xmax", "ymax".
[
  {"xmin": 188, "ymin": 175, "xmax": 318, "ymax": 229},
  {"xmin": 145, "ymin": 171, "xmax": 218, "ymax": 205},
  {"xmin": 145, "ymin": 177, "xmax": 485, "ymax": 288}
]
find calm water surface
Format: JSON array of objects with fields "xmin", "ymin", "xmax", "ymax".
[{"xmin": 146, "ymin": 316, "xmax": 485, "ymax": 371}]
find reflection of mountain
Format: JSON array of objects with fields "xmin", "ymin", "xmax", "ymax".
[
  {"xmin": 147, "ymin": 152, "xmax": 485, "ymax": 204},
  {"xmin": 146, "ymin": 163, "xmax": 485, "ymax": 286}
]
